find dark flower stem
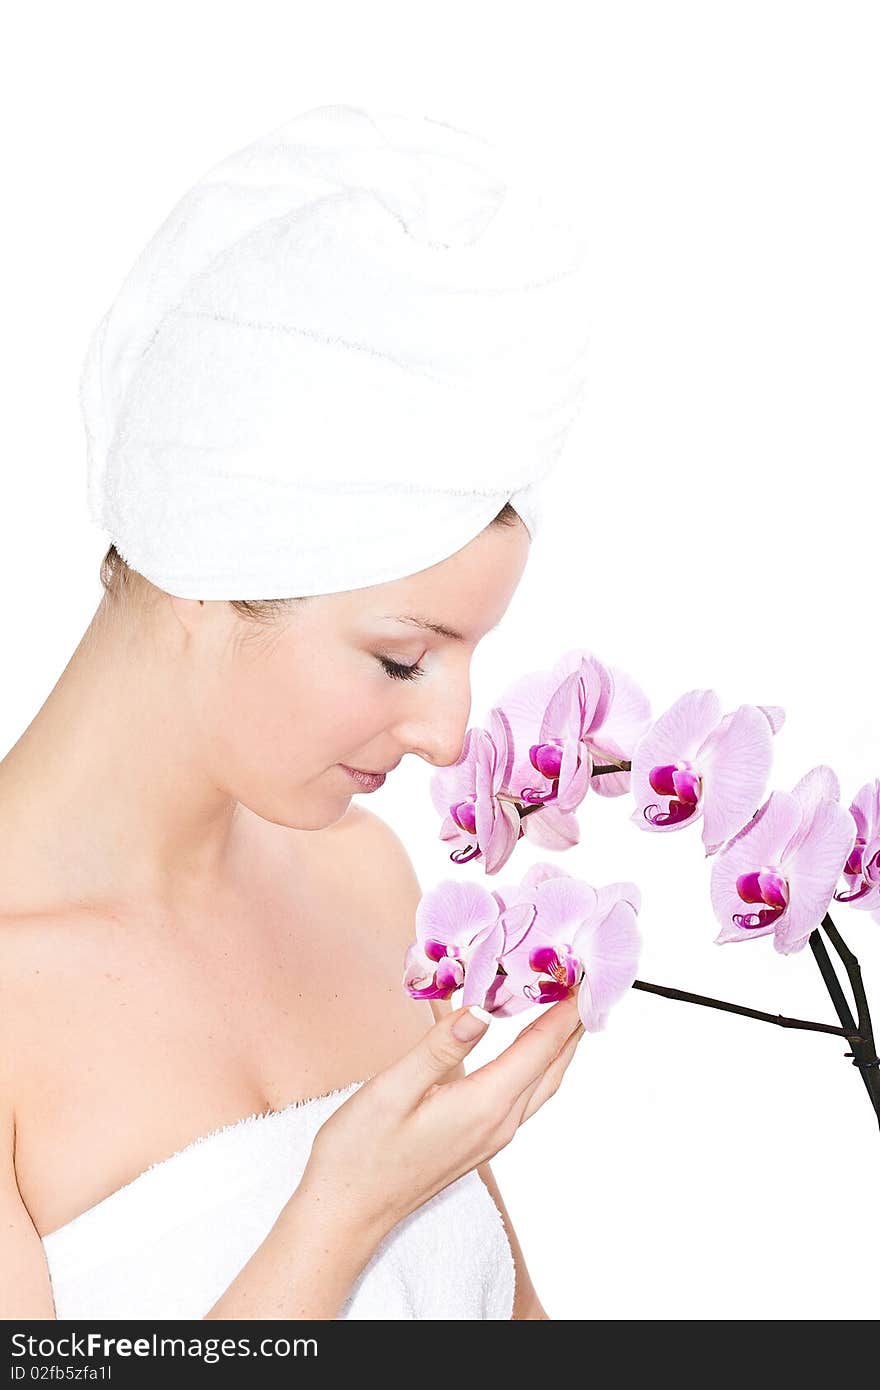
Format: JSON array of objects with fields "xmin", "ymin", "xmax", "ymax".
[
  {"xmin": 631, "ymin": 977, "xmax": 859, "ymax": 1039},
  {"xmin": 810, "ymin": 917, "xmax": 880, "ymax": 1126},
  {"xmin": 822, "ymin": 916, "xmax": 878, "ymax": 1057}
]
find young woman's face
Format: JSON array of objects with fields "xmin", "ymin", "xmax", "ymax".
[{"xmin": 171, "ymin": 520, "xmax": 531, "ymax": 829}]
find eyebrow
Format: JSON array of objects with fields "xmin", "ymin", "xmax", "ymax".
[{"xmin": 386, "ymin": 613, "xmax": 500, "ymax": 643}]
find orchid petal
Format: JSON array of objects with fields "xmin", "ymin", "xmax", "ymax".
[
  {"xmin": 775, "ymin": 799, "xmax": 858, "ymax": 954},
  {"xmin": 588, "ymin": 663, "xmax": 653, "ymax": 766},
  {"xmin": 415, "ymin": 878, "xmax": 501, "ymax": 950},
  {"xmin": 521, "ymin": 801, "xmax": 581, "ymax": 850},
  {"xmin": 630, "ymin": 690, "xmax": 722, "ymax": 832},
  {"xmin": 697, "ymin": 705, "xmax": 774, "ymax": 850},
  {"xmin": 710, "ymin": 792, "xmax": 802, "ymax": 944},
  {"xmin": 574, "ymin": 899, "xmax": 642, "ymax": 1030},
  {"xmin": 757, "ymin": 704, "xmax": 786, "ymax": 734},
  {"xmin": 500, "ymin": 900, "xmax": 537, "ymax": 953},
  {"xmin": 429, "ymin": 727, "xmax": 478, "ymax": 817},
  {"xmin": 403, "ymin": 942, "xmax": 434, "ymax": 993},
  {"xmin": 532, "ymin": 874, "xmax": 600, "ymax": 933},
  {"xmin": 461, "ymin": 921, "xmax": 507, "ymax": 1007},
  {"xmin": 483, "ymin": 799, "xmax": 522, "ymax": 875},
  {"xmin": 783, "ymin": 765, "xmax": 842, "ymax": 860},
  {"xmin": 487, "ymin": 706, "xmax": 517, "ymax": 791},
  {"xmin": 556, "ymin": 739, "xmax": 594, "ymax": 813}
]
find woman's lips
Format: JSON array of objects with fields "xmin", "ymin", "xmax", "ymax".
[{"xmin": 340, "ymin": 764, "xmax": 386, "ymax": 792}]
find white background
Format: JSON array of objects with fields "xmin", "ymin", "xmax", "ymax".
[{"xmin": 2, "ymin": 1, "xmax": 878, "ymax": 1319}]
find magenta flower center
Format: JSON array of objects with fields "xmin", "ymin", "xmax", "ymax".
[
  {"xmin": 521, "ymin": 738, "xmax": 570, "ymax": 805},
  {"xmin": 732, "ymin": 865, "xmax": 789, "ymax": 930},
  {"xmin": 425, "ymin": 939, "xmax": 461, "ymax": 963},
  {"xmin": 451, "ymin": 798, "xmax": 477, "ymax": 834},
  {"xmin": 643, "ymin": 759, "xmax": 702, "ymax": 827},
  {"xmin": 835, "ymin": 837, "xmax": 880, "ymax": 903},
  {"xmin": 523, "ymin": 942, "xmax": 582, "ymax": 1003},
  {"xmin": 448, "ymin": 797, "xmax": 483, "ymax": 864},
  {"xmin": 845, "ymin": 840, "xmax": 866, "ymax": 876},
  {"xmin": 530, "ymin": 740, "xmax": 564, "ymax": 780},
  {"xmin": 408, "ymin": 941, "xmax": 466, "ymax": 1001}
]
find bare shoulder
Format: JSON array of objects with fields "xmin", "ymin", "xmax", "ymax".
[
  {"xmin": 0, "ymin": 910, "xmax": 95, "ymax": 1092},
  {"xmin": 327, "ymin": 808, "xmax": 455, "ymax": 1030},
  {"xmin": 313, "ymin": 803, "xmax": 421, "ymax": 892},
  {"xmin": 316, "ymin": 806, "xmax": 417, "ymax": 867},
  {"xmin": 0, "ymin": 913, "xmax": 50, "ymax": 1019},
  {"xmin": 0, "ymin": 936, "xmax": 20, "ymax": 1141},
  {"xmin": 0, "ymin": 931, "xmax": 56, "ymax": 1318},
  {"xmin": 0, "ymin": 917, "xmax": 37, "ymax": 1116},
  {"xmin": 305, "ymin": 803, "xmax": 435, "ymax": 1041},
  {"xmin": 0, "ymin": 907, "xmax": 103, "ymax": 1000}
]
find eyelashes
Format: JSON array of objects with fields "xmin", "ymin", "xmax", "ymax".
[{"xmin": 377, "ymin": 655, "xmax": 426, "ymax": 682}]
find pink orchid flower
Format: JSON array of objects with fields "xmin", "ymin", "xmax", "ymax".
[
  {"xmin": 481, "ymin": 861, "xmax": 642, "ymax": 1032},
  {"xmin": 629, "ymin": 689, "xmax": 784, "ymax": 853},
  {"xmin": 710, "ymin": 765, "xmax": 857, "ymax": 954},
  {"xmin": 834, "ymin": 778, "xmax": 880, "ymax": 923},
  {"xmin": 403, "ymin": 878, "xmax": 535, "ymax": 1004},
  {"xmin": 494, "ymin": 649, "xmax": 652, "ymax": 852},
  {"xmin": 429, "ymin": 708, "xmax": 523, "ymax": 875},
  {"xmin": 544, "ymin": 648, "xmax": 653, "ymax": 802}
]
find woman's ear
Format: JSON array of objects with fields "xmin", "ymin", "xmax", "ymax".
[{"xmin": 167, "ymin": 594, "xmax": 209, "ymax": 635}]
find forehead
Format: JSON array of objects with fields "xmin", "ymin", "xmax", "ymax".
[
  {"xmin": 391, "ymin": 529, "xmax": 527, "ymax": 618},
  {"xmin": 316, "ymin": 522, "xmax": 529, "ymax": 634}
]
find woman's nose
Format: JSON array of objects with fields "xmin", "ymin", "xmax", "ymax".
[{"xmin": 397, "ymin": 684, "xmax": 472, "ymax": 768}]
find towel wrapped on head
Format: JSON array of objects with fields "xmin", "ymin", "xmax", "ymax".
[{"xmin": 80, "ymin": 103, "xmax": 591, "ymax": 600}]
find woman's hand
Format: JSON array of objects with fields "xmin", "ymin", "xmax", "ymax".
[{"xmin": 296, "ymin": 992, "xmax": 585, "ymax": 1243}]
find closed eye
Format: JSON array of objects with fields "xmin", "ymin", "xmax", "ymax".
[{"xmin": 377, "ymin": 655, "xmax": 426, "ymax": 682}]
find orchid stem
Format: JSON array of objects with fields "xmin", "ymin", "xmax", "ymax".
[
  {"xmin": 514, "ymin": 761, "xmax": 628, "ymax": 820},
  {"xmin": 811, "ymin": 918, "xmax": 880, "ymax": 1126},
  {"xmin": 821, "ymin": 915, "xmax": 877, "ymax": 1053},
  {"xmin": 631, "ymin": 978, "xmax": 858, "ymax": 1039}
]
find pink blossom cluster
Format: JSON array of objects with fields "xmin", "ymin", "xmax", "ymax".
[{"xmin": 404, "ymin": 647, "xmax": 879, "ymax": 1025}]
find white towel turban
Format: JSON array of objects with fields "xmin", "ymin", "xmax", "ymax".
[{"xmin": 80, "ymin": 104, "xmax": 591, "ymax": 600}]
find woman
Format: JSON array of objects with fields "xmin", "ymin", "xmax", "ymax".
[{"xmin": 0, "ymin": 104, "xmax": 591, "ymax": 1320}]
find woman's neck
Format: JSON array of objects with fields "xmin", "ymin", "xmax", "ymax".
[{"xmin": 0, "ymin": 599, "xmax": 247, "ymax": 919}]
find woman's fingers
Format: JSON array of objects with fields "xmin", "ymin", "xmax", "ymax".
[
  {"xmin": 466, "ymin": 991, "xmax": 583, "ymax": 1112},
  {"xmin": 384, "ymin": 1003, "xmax": 495, "ymax": 1110},
  {"xmin": 514, "ymin": 1020, "xmax": 585, "ymax": 1124}
]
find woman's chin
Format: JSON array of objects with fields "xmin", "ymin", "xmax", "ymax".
[{"xmin": 238, "ymin": 789, "xmax": 348, "ymax": 835}]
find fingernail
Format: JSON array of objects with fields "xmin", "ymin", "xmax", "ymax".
[{"xmin": 452, "ymin": 1005, "xmax": 493, "ymax": 1041}]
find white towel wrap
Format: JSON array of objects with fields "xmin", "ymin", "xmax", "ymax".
[
  {"xmin": 41, "ymin": 1079, "xmax": 516, "ymax": 1320},
  {"xmin": 80, "ymin": 103, "xmax": 591, "ymax": 599}
]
